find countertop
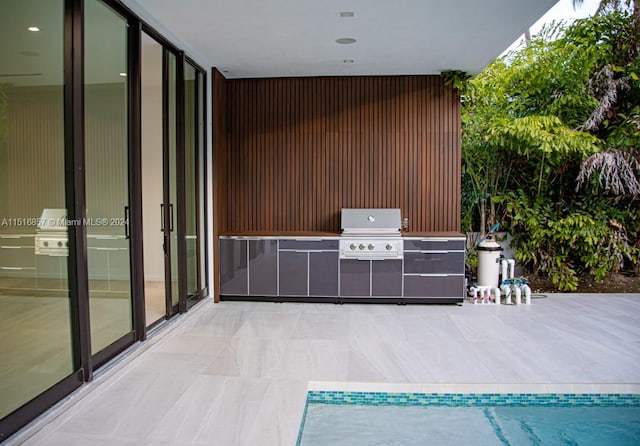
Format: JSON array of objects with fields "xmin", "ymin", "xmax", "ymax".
[{"xmin": 219, "ymin": 231, "xmax": 465, "ymax": 238}]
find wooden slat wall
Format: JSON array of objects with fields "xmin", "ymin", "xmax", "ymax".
[
  {"xmin": 4, "ymin": 86, "xmax": 66, "ymax": 220},
  {"xmin": 3, "ymin": 84, "xmax": 129, "ymax": 228},
  {"xmin": 215, "ymin": 74, "xmax": 460, "ymax": 234},
  {"xmin": 84, "ymin": 83, "xmax": 129, "ymax": 232}
]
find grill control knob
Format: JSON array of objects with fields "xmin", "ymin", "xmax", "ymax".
[
  {"xmin": 43, "ymin": 241, "xmax": 49, "ymax": 247},
  {"xmin": 386, "ymin": 244, "xmax": 393, "ymax": 250},
  {"xmin": 350, "ymin": 243, "xmax": 357, "ymax": 250},
  {"xmin": 359, "ymin": 244, "xmax": 365, "ymax": 250},
  {"xmin": 368, "ymin": 244, "xmax": 375, "ymax": 250},
  {"xmin": 57, "ymin": 241, "xmax": 63, "ymax": 247}
]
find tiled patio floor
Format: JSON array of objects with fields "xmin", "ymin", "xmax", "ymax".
[{"xmin": 10, "ymin": 293, "xmax": 640, "ymax": 445}]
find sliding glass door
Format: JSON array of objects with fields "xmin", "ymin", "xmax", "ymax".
[
  {"xmin": 84, "ymin": 0, "xmax": 134, "ymax": 357},
  {"xmin": 166, "ymin": 52, "xmax": 180, "ymax": 312},
  {"xmin": 0, "ymin": 0, "xmax": 209, "ymax": 436},
  {"xmin": 184, "ymin": 61, "xmax": 208, "ymax": 304},
  {"xmin": 140, "ymin": 33, "xmax": 182, "ymax": 325},
  {"xmin": 0, "ymin": 0, "xmax": 76, "ymax": 421},
  {"xmin": 141, "ymin": 32, "xmax": 166, "ymax": 326}
]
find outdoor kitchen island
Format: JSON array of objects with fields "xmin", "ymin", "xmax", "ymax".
[{"xmin": 219, "ymin": 209, "xmax": 466, "ymax": 304}]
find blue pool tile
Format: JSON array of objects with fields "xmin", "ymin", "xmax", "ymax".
[{"xmin": 305, "ymin": 391, "xmax": 640, "ymax": 407}]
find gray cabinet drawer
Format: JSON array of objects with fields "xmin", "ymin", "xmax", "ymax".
[
  {"xmin": 404, "ymin": 238, "xmax": 465, "ymax": 251},
  {"xmin": 404, "ymin": 251, "xmax": 464, "ymax": 274},
  {"xmin": 404, "ymin": 274, "xmax": 464, "ymax": 298},
  {"xmin": 279, "ymin": 239, "xmax": 338, "ymax": 250},
  {"xmin": 0, "ymin": 235, "xmax": 34, "ymax": 248},
  {"xmin": 87, "ymin": 235, "xmax": 127, "ymax": 250}
]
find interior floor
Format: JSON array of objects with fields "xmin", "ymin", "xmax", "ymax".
[
  {"xmin": 144, "ymin": 280, "xmax": 166, "ymax": 326},
  {"xmin": 0, "ymin": 292, "xmax": 131, "ymax": 419},
  {"xmin": 8, "ymin": 293, "xmax": 640, "ymax": 446}
]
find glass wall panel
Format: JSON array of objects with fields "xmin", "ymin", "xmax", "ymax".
[
  {"xmin": 167, "ymin": 52, "xmax": 179, "ymax": 307},
  {"xmin": 184, "ymin": 63, "xmax": 198, "ymax": 295},
  {"xmin": 0, "ymin": 0, "xmax": 73, "ymax": 419},
  {"xmin": 197, "ymin": 71, "xmax": 207, "ymax": 291},
  {"xmin": 84, "ymin": 0, "xmax": 132, "ymax": 353},
  {"xmin": 141, "ymin": 33, "xmax": 166, "ymax": 325}
]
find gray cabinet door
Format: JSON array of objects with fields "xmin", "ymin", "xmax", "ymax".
[
  {"xmin": 219, "ymin": 238, "xmax": 248, "ymax": 295},
  {"xmin": 279, "ymin": 251, "xmax": 308, "ymax": 296},
  {"xmin": 340, "ymin": 259, "xmax": 370, "ymax": 296},
  {"xmin": 249, "ymin": 239, "xmax": 277, "ymax": 296},
  {"xmin": 279, "ymin": 240, "xmax": 338, "ymax": 250},
  {"xmin": 309, "ymin": 251, "xmax": 339, "ymax": 296},
  {"xmin": 371, "ymin": 259, "xmax": 402, "ymax": 296},
  {"xmin": 404, "ymin": 275, "xmax": 464, "ymax": 298}
]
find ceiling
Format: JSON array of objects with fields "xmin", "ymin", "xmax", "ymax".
[{"xmin": 124, "ymin": 0, "xmax": 559, "ymax": 79}]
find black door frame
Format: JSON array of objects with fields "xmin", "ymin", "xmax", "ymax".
[
  {"xmin": 184, "ymin": 58, "xmax": 209, "ymax": 308},
  {"xmin": 0, "ymin": 0, "xmax": 209, "ymax": 439}
]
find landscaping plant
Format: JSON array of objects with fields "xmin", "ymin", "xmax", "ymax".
[{"xmin": 460, "ymin": 6, "xmax": 640, "ymax": 291}]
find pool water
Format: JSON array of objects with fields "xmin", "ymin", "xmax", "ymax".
[{"xmin": 297, "ymin": 393, "xmax": 640, "ymax": 446}]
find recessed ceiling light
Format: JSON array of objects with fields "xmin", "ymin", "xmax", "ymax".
[
  {"xmin": 27, "ymin": 26, "xmax": 40, "ymax": 32},
  {"xmin": 343, "ymin": 59, "xmax": 354, "ymax": 64},
  {"xmin": 336, "ymin": 37, "xmax": 356, "ymax": 44},
  {"xmin": 339, "ymin": 12, "xmax": 354, "ymax": 17},
  {"xmin": 119, "ymin": 72, "xmax": 127, "ymax": 77}
]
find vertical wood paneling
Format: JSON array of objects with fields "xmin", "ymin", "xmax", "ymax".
[
  {"xmin": 4, "ymin": 84, "xmax": 128, "ymax": 226},
  {"xmin": 213, "ymin": 74, "xmax": 460, "ymax": 235},
  {"xmin": 4, "ymin": 86, "xmax": 65, "ymax": 221}
]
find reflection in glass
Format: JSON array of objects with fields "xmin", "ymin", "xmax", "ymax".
[
  {"xmin": 197, "ymin": 71, "xmax": 207, "ymax": 291},
  {"xmin": 84, "ymin": 0, "xmax": 132, "ymax": 354},
  {"xmin": 184, "ymin": 63, "xmax": 198, "ymax": 295},
  {"xmin": 167, "ymin": 53, "xmax": 179, "ymax": 307},
  {"xmin": 0, "ymin": 0, "xmax": 73, "ymax": 419},
  {"xmin": 141, "ymin": 33, "xmax": 166, "ymax": 325}
]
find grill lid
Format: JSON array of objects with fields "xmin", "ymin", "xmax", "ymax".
[
  {"xmin": 341, "ymin": 208, "xmax": 401, "ymax": 236},
  {"xmin": 37, "ymin": 208, "xmax": 67, "ymax": 232}
]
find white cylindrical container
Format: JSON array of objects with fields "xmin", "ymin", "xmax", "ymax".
[
  {"xmin": 501, "ymin": 285, "xmax": 512, "ymax": 305},
  {"xmin": 507, "ymin": 259, "xmax": 515, "ymax": 280},
  {"xmin": 514, "ymin": 286, "xmax": 522, "ymax": 305},
  {"xmin": 500, "ymin": 259, "xmax": 509, "ymax": 283},
  {"xmin": 523, "ymin": 285, "xmax": 532, "ymax": 305},
  {"xmin": 492, "ymin": 287, "xmax": 501, "ymax": 305},
  {"xmin": 477, "ymin": 238, "xmax": 502, "ymax": 288}
]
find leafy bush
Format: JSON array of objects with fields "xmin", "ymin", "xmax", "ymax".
[
  {"xmin": 461, "ymin": 10, "xmax": 640, "ymax": 290},
  {"xmin": 496, "ymin": 192, "xmax": 639, "ymax": 291}
]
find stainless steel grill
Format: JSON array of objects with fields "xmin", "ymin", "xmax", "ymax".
[
  {"xmin": 339, "ymin": 208, "xmax": 403, "ymax": 260},
  {"xmin": 35, "ymin": 208, "xmax": 68, "ymax": 256}
]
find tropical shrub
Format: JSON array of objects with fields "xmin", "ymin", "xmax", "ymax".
[{"xmin": 461, "ymin": 8, "xmax": 640, "ymax": 290}]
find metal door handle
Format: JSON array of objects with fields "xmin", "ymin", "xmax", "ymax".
[
  {"xmin": 169, "ymin": 203, "xmax": 174, "ymax": 232},
  {"xmin": 160, "ymin": 203, "xmax": 165, "ymax": 232},
  {"xmin": 124, "ymin": 206, "xmax": 130, "ymax": 239}
]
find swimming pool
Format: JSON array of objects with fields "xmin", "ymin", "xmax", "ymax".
[{"xmin": 297, "ymin": 392, "xmax": 640, "ymax": 446}]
